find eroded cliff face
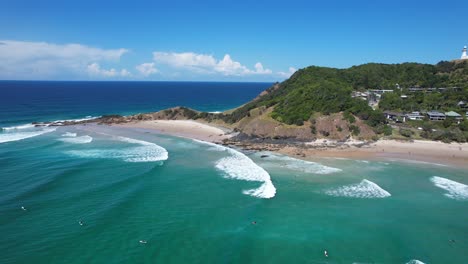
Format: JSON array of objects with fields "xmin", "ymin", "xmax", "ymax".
[{"xmin": 232, "ymin": 106, "xmax": 375, "ymax": 142}]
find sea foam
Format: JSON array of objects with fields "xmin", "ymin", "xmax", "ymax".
[
  {"xmin": 0, "ymin": 127, "xmax": 56, "ymax": 144},
  {"xmin": 406, "ymin": 260, "xmax": 425, "ymax": 264},
  {"xmin": 430, "ymin": 176, "xmax": 468, "ymax": 200},
  {"xmin": 59, "ymin": 135, "xmax": 93, "ymax": 144},
  {"xmin": 61, "ymin": 132, "xmax": 77, "ymax": 137},
  {"xmin": 259, "ymin": 152, "xmax": 342, "ymax": 175},
  {"xmin": 194, "ymin": 140, "xmax": 276, "ymax": 199},
  {"xmin": 325, "ymin": 179, "xmax": 391, "ymax": 198},
  {"xmin": 67, "ymin": 136, "xmax": 168, "ymax": 163},
  {"xmin": 1, "ymin": 123, "xmax": 36, "ymax": 131}
]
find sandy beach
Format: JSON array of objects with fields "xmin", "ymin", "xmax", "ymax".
[
  {"xmin": 117, "ymin": 120, "xmax": 234, "ymax": 143},
  {"xmin": 118, "ymin": 120, "xmax": 468, "ymax": 168},
  {"xmin": 279, "ymin": 139, "xmax": 468, "ymax": 168}
]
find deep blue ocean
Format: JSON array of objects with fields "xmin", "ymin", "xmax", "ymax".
[
  {"xmin": 0, "ymin": 81, "xmax": 467, "ymax": 264},
  {"xmin": 0, "ymin": 81, "xmax": 269, "ymax": 127}
]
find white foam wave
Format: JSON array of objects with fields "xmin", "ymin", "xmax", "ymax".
[
  {"xmin": 61, "ymin": 132, "xmax": 77, "ymax": 137},
  {"xmin": 195, "ymin": 140, "xmax": 276, "ymax": 199},
  {"xmin": 430, "ymin": 176, "xmax": 468, "ymax": 200},
  {"xmin": 0, "ymin": 127, "xmax": 56, "ymax": 144},
  {"xmin": 59, "ymin": 135, "xmax": 93, "ymax": 144},
  {"xmin": 325, "ymin": 179, "xmax": 391, "ymax": 198},
  {"xmin": 1, "ymin": 123, "xmax": 36, "ymax": 130},
  {"xmin": 259, "ymin": 152, "xmax": 342, "ymax": 175},
  {"xmin": 406, "ymin": 260, "xmax": 425, "ymax": 264},
  {"xmin": 52, "ymin": 116, "xmax": 99, "ymax": 124},
  {"xmin": 67, "ymin": 136, "xmax": 168, "ymax": 163}
]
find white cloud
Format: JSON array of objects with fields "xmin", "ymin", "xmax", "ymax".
[
  {"xmin": 0, "ymin": 40, "xmax": 128, "ymax": 79},
  {"xmin": 154, "ymin": 52, "xmax": 216, "ymax": 68},
  {"xmin": 277, "ymin": 67, "xmax": 297, "ymax": 78},
  {"xmin": 87, "ymin": 63, "xmax": 131, "ymax": 78},
  {"xmin": 135, "ymin": 62, "xmax": 158, "ymax": 76},
  {"xmin": 215, "ymin": 54, "xmax": 251, "ymax": 75},
  {"xmin": 120, "ymin": 69, "xmax": 132, "ymax": 77},
  {"xmin": 254, "ymin": 62, "xmax": 273, "ymax": 75},
  {"xmin": 152, "ymin": 51, "xmax": 274, "ymax": 76}
]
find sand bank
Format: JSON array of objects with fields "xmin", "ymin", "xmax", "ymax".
[
  {"xmin": 117, "ymin": 120, "xmax": 233, "ymax": 143},
  {"xmin": 279, "ymin": 139, "xmax": 468, "ymax": 168}
]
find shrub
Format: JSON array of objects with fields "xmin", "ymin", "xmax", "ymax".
[
  {"xmin": 399, "ymin": 128, "xmax": 414, "ymax": 138},
  {"xmin": 349, "ymin": 125, "xmax": 360, "ymax": 136},
  {"xmin": 343, "ymin": 111, "xmax": 356, "ymax": 123},
  {"xmin": 310, "ymin": 125, "xmax": 317, "ymax": 134}
]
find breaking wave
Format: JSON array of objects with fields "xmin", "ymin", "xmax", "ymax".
[
  {"xmin": 406, "ymin": 260, "xmax": 425, "ymax": 264},
  {"xmin": 50, "ymin": 116, "xmax": 100, "ymax": 125},
  {"xmin": 59, "ymin": 135, "xmax": 93, "ymax": 144},
  {"xmin": 259, "ymin": 152, "xmax": 342, "ymax": 175},
  {"xmin": 61, "ymin": 132, "xmax": 77, "ymax": 137},
  {"xmin": 194, "ymin": 140, "xmax": 276, "ymax": 199},
  {"xmin": 66, "ymin": 136, "xmax": 168, "ymax": 163},
  {"xmin": 325, "ymin": 179, "xmax": 391, "ymax": 198},
  {"xmin": 430, "ymin": 176, "xmax": 468, "ymax": 200},
  {"xmin": 0, "ymin": 127, "xmax": 56, "ymax": 144},
  {"xmin": 1, "ymin": 123, "xmax": 36, "ymax": 131}
]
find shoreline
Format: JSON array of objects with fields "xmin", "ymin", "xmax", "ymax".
[
  {"xmin": 116, "ymin": 120, "xmax": 234, "ymax": 143},
  {"xmin": 113, "ymin": 120, "xmax": 468, "ymax": 169}
]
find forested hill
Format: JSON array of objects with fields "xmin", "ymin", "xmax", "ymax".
[{"xmin": 224, "ymin": 60, "xmax": 468, "ymax": 126}]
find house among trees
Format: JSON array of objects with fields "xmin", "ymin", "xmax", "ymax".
[
  {"xmin": 445, "ymin": 111, "xmax": 463, "ymax": 121},
  {"xmin": 458, "ymin": 101, "xmax": 467, "ymax": 110},
  {"xmin": 427, "ymin": 111, "xmax": 446, "ymax": 121},
  {"xmin": 383, "ymin": 111, "xmax": 406, "ymax": 122},
  {"xmin": 406, "ymin": 112, "xmax": 424, "ymax": 120}
]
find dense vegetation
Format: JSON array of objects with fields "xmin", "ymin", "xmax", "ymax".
[
  {"xmin": 216, "ymin": 61, "xmax": 467, "ymax": 137},
  {"xmin": 379, "ymin": 88, "xmax": 468, "ymax": 112},
  {"xmin": 172, "ymin": 60, "xmax": 467, "ymax": 141}
]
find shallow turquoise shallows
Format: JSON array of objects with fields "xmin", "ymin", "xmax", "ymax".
[
  {"xmin": 0, "ymin": 125, "xmax": 467, "ymax": 264},
  {"xmin": 0, "ymin": 81, "xmax": 467, "ymax": 263}
]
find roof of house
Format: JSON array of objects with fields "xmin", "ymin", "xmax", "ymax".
[
  {"xmin": 445, "ymin": 111, "xmax": 461, "ymax": 117},
  {"xmin": 383, "ymin": 111, "xmax": 404, "ymax": 116},
  {"xmin": 427, "ymin": 111, "xmax": 445, "ymax": 117},
  {"xmin": 407, "ymin": 112, "xmax": 424, "ymax": 117}
]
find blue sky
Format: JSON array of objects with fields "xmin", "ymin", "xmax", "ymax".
[{"xmin": 0, "ymin": 0, "xmax": 467, "ymax": 81}]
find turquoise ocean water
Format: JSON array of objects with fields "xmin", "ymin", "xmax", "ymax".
[{"xmin": 0, "ymin": 82, "xmax": 467, "ymax": 263}]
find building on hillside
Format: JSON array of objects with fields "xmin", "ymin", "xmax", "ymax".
[
  {"xmin": 445, "ymin": 111, "xmax": 463, "ymax": 121},
  {"xmin": 406, "ymin": 112, "xmax": 424, "ymax": 121},
  {"xmin": 351, "ymin": 91, "xmax": 368, "ymax": 100},
  {"xmin": 462, "ymin": 46, "xmax": 468, "ymax": 60},
  {"xmin": 384, "ymin": 111, "xmax": 406, "ymax": 123},
  {"xmin": 457, "ymin": 101, "xmax": 467, "ymax": 110},
  {"xmin": 369, "ymin": 89, "xmax": 394, "ymax": 95},
  {"xmin": 408, "ymin": 87, "xmax": 461, "ymax": 93},
  {"xmin": 427, "ymin": 111, "xmax": 446, "ymax": 121}
]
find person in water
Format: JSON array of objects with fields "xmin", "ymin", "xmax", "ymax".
[
  {"xmin": 21, "ymin": 206, "xmax": 26, "ymax": 211},
  {"xmin": 79, "ymin": 220, "xmax": 84, "ymax": 226},
  {"xmin": 251, "ymin": 221, "xmax": 257, "ymax": 225},
  {"xmin": 324, "ymin": 250, "xmax": 328, "ymax": 257}
]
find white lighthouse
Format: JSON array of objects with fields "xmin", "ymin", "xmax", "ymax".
[{"xmin": 462, "ymin": 46, "xmax": 468, "ymax": 60}]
